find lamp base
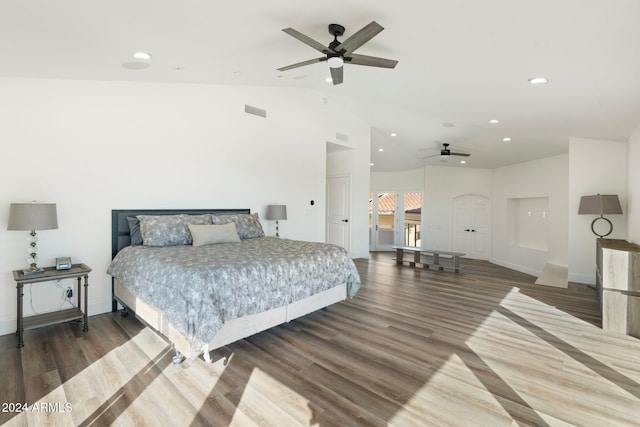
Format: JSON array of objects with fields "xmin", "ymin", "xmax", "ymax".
[{"xmin": 591, "ymin": 216, "xmax": 613, "ymax": 238}]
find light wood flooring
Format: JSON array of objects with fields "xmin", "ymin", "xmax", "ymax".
[{"xmin": 2, "ymin": 253, "xmax": 640, "ymax": 426}]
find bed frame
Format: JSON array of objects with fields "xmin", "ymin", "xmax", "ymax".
[{"xmin": 110, "ymin": 208, "xmax": 347, "ymax": 362}]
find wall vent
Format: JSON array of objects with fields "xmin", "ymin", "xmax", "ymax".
[
  {"xmin": 336, "ymin": 132, "xmax": 349, "ymax": 142},
  {"xmin": 245, "ymin": 104, "xmax": 267, "ymax": 118}
]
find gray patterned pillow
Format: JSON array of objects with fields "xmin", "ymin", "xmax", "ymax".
[
  {"xmin": 210, "ymin": 213, "xmax": 265, "ymax": 239},
  {"xmin": 138, "ymin": 214, "xmax": 212, "ymax": 246},
  {"xmin": 127, "ymin": 216, "xmax": 143, "ymax": 246}
]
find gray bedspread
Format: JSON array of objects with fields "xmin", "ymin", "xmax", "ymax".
[{"xmin": 107, "ymin": 237, "xmax": 361, "ymax": 352}]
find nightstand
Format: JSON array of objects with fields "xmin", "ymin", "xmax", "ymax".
[{"xmin": 13, "ymin": 263, "xmax": 91, "ymax": 348}]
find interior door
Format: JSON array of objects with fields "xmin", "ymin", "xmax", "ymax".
[
  {"xmin": 326, "ymin": 176, "xmax": 351, "ymax": 252},
  {"xmin": 452, "ymin": 194, "xmax": 491, "ymax": 259}
]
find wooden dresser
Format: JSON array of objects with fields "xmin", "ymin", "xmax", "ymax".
[{"xmin": 596, "ymin": 238, "xmax": 640, "ymax": 338}]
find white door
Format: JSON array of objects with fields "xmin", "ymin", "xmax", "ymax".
[
  {"xmin": 453, "ymin": 195, "xmax": 491, "ymax": 259},
  {"xmin": 326, "ymin": 176, "xmax": 351, "ymax": 252}
]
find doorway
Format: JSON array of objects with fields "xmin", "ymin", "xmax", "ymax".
[
  {"xmin": 452, "ymin": 194, "xmax": 491, "ymax": 259},
  {"xmin": 370, "ymin": 192, "xmax": 422, "ymax": 251},
  {"xmin": 326, "ymin": 175, "xmax": 351, "ymax": 252}
]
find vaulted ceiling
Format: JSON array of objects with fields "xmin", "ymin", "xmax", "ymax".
[{"xmin": 2, "ymin": 0, "xmax": 639, "ymax": 170}]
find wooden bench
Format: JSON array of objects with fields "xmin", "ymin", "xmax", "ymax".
[{"xmin": 393, "ymin": 246, "xmax": 465, "ymax": 273}]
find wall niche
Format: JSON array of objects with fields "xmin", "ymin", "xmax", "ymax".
[{"xmin": 507, "ymin": 197, "xmax": 549, "ymax": 251}]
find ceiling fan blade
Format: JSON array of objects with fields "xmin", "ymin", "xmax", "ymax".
[
  {"xmin": 348, "ymin": 53, "xmax": 398, "ymax": 69},
  {"xmin": 330, "ymin": 66, "xmax": 344, "ymax": 85},
  {"xmin": 282, "ymin": 28, "xmax": 333, "ymax": 54},
  {"xmin": 335, "ymin": 21, "xmax": 384, "ymax": 55},
  {"xmin": 450, "ymin": 152, "xmax": 471, "ymax": 157},
  {"xmin": 277, "ymin": 57, "xmax": 327, "ymax": 72}
]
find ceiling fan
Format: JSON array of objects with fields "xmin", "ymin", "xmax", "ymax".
[
  {"xmin": 277, "ymin": 21, "xmax": 398, "ymax": 85},
  {"xmin": 423, "ymin": 143, "xmax": 471, "ymax": 160}
]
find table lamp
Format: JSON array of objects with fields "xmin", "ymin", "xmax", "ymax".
[
  {"xmin": 578, "ymin": 194, "xmax": 622, "ymax": 238},
  {"xmin": 265, "ymin": 205, "xmax": 287, "ymax": 237},
  {"xmin": 7, "ymin": 202, "xmax": 58, "ymax": 274}
]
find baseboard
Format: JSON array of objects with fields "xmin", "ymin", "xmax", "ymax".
[{"xmin": 568, "ymin": 272, "xmax": 596, "ymax": 286}]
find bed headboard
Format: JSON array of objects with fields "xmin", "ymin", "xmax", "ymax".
[{"xmin": 111, "ymin": 208, "xmax": 251, "ymax": 258}]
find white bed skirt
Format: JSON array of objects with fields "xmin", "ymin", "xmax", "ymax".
[{"xmin": 114, "ymin": 280, "xmax": 347, "ymax": 359}]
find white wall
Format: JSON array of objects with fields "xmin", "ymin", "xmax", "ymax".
[
  {"xmin": 370, "ymin": 168, "xmax": 425, "ymax": 192},
  {"xmin": 492, "ymin": 155, "xmax": 569, "ymax": 276},
  {"xmin": 628, "ymin": 124, "xmax": 640, "ymax": 244},
  {"xmin": 423, "ymin": 166, "xmax": 492, "ymax": 251},
  {"xmin": 0, "ymin": 77, "xmax": 370, "ymax": 335},
  {"xmin": 568, "ymin": 138, "xmax": 628, "ymax": 284}
]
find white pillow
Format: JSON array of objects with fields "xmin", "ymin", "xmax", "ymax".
[{"xmin": 188, "ymin": 222, "xmax": 241, "ymax": 247}]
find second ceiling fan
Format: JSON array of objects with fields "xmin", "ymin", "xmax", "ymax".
[
  {"xmin": 423, "ymin": 143, "xmax": 471, "ymax": 160},
  {"xmin": 277, "ymin": 21, "xmax": 398, "ymax": 85}
]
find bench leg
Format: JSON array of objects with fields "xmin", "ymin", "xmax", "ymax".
[
  {"xmin": 454, "ymin": 256, "xmax": 460, "ymax": 273},
  {"xmin": 396, "ymin": 248, "xmax": 404, "ymax": 266},
  {"xmin": 411, "ymin": 251, "xmax": 420, "ymax": 267},
  {"xmin": 433, "ymin": 253, "xmax": 441, "ymax": 270}
]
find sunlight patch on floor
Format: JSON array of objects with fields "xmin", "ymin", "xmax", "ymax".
[
  {"xmin": 232, "ymin": 367, "xmax": 313, "ymax": 426},
  {"xmin": 392, "ymin": 352, "xmax": 514, "ymax": 426}
]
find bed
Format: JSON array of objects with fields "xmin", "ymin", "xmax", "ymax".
[{"xmin": 108, "ymin": 208, "xmax": 361, "ymax": 361}]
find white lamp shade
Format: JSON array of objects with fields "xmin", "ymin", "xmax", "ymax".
[
  {"xmin": 265, "ymin": 205, "xmax": 287, "ymax": 221},
  {"xmin": 7, "ymin": 203, "xmax": 58, "ymax": 230},
  {"xmin": 327, "ymin": 57, "xmax": 344, "ymax": 69}
]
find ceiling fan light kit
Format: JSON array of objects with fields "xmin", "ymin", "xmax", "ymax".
[{"xmin": 278, "ymin": 21, "xmax": 398, "ymax": 85}]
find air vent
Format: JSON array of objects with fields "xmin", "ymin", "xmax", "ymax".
[
  {"xmin": 245, "ymin": 105, "xmax": 267, "ymax": 118},
  {"xmin": 336, "ymin": 132, "xmax": 349, "ymax": 142}
]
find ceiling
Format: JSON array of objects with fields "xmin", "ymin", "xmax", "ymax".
[{"xmin": 2, "ymin": 0, "xmax": 640, "ymax": 171}]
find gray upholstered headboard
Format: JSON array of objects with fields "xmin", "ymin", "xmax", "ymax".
[{"xmin": 111, "ymin": 208, "xmax": 251, "ymax": 258}]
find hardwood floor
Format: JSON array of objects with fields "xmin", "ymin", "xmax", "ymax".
[{"xmin": 2, "ymin": 253, "xmax": 640, "ymax": 426}]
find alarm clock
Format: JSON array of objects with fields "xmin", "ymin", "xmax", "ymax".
[{"xmin": 56, "ymin": 257, "xmax": 72, "ymax": 270}]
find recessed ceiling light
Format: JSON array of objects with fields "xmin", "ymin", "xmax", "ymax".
[
  {"xmin": 489, "ymin": 119, "xmax": 499, "ymax": 124},
  {"xmin": 132, "ymin": 52, "xmax": 152, "ymax": 60},
  {"xmin": 378, "ymin": 148, "xmax": 384, "ymax": 152},
  {"xmin": 370, "ymin": 162, "xmax": 375, "ymax": 166},
  {"xmin": 460, "ymin": 160, "xmax": 467, "ymax": 164},
  {"xmin": 390, "ymin": 133, "xmax": 397, "ymax": 137},
  {"xmin": 528, "ymin": 77, "xmax": 548, "ymax": 84},
  {"xmin": 325, "ymin": 77, "xmax": 332, "ymax": 83},
  {"xmin": 503, "ymin": 137, "xmax": 512, "ymax": 142}
]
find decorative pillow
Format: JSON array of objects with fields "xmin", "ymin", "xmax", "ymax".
[
  {"xmin": 210, "ymin": 213, "xmax": 265, "ymax": 239},
  {"xmin": 138, "ymin": 214, "xmax": 212, "ymax": 246},
  {"xmin": 127, "ymin": 216, "xmax": 143, "ymax": 246},
  {"xmin": 188, "ymin": 223, "xmax": 241, "ymax": 246}
]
